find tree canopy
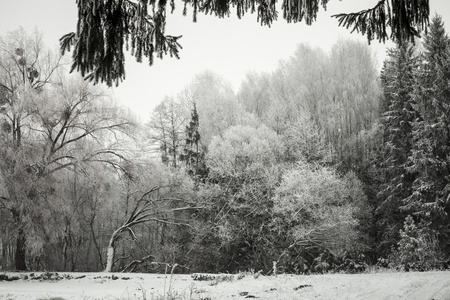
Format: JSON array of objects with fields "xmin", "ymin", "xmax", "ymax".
[
  {"xmin": 6, "ymin": 17, "xmax": 450, "ymax": 273},
  {"xmin": 61, "ymin": 0, "xmax": 430, "ymax": 86}
]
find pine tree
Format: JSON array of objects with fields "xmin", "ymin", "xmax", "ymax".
[
  {"xmin": 180, "ymin": 103, "xmax": 207, "ymax": 180},
  {"xmin": 405, "ymin": 15, "xmax": 450, "ymax": 254},
  {"xmin": 375, "ymin": 41, "xmax": 419, "ymax": 256}
]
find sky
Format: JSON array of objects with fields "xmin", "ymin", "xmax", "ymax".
[{"xmin": 1, "ymin": 0, "xmax": 450, "ymax": 120}]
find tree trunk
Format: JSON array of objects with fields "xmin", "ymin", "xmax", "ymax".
[
  {"xmin": 104, "ymin": 244, "xmax": 115, "ymax": 273},
  {"xmin": 88, "ymin": 217, "xmax": 103, "ymax": 270},
  {"xmin": 15, "ymin": 228, "xmax": 27, "ymax": 271},
  {"xmin": 1, "ymin": 239, "xmax": 8, "ymax": 269},
  {"xmin": 11, "ymin": 208, "xmax": 27, "ymax": 271},
  {"xmin": 104, "ymin": 228, "xmax": 121, "ymax": 272}
]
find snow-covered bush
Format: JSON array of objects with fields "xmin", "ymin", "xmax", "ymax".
[{"xmin": 272, "ymin": 161, "xmax": 370, "ymax": 273}]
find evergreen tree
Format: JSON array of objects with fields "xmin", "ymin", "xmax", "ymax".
[
  {"xmin": 180, "ymin": 103, "xmax": 207, "ymax": 180},
  {"xmin": 405, "ymin": 15, "xmax": 450, "ymax": 255},
  {"xmin": 376, "ymin": 41, "xmax": 419, "ymax": 256}
]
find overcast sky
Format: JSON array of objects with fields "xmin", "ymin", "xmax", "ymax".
[{"xmin": 1, "ymin": 0, "xmax": 449, "ymax": 119}]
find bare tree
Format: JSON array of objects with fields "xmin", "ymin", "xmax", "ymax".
[
  {"xmin": 31, "ymin": 77, "xmax": 134, "ymax": 176},
  {"xmin": 147, "ymin": 96, "xmax": 187, "ymax": 168},
  {"xmin": 104, "ymin": 185, "xmax": 201, "ymax": 272}
]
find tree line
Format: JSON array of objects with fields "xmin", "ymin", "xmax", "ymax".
[{"xmin": 1, "ymin": 14, "xmax": 449, "ymax": 273}]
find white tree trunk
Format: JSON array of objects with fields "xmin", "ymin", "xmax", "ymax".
[
  {"xmin": 104, "ymin": 229, "xmax": 121, "ymax": 272},
  {"xmin": 104, "ymin": 244, "xmax": 115, "ymax": 272}
]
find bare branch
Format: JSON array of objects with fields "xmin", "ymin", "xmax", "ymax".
[
  {"xmin": 121, "ymin": 254, "xmax": 155, "ymax": 273},
  {"xmin": 125, "ymin": 186, "xmax": 160, "ymax": 225},
  {"xmin": 0, "ymin": 196, "xmax": 10, "ymax": 210}
]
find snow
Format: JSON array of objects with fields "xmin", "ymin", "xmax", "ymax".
[{"xmin": 1, "ymin": 271, "xmax": 450, "ymax": 300}]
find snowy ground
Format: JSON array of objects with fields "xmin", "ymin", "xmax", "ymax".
[{"xmin": 1, "ymin": 270, "xmax": 450, "ymax": 300}]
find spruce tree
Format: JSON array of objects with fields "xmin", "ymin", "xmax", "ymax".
[
  {"xmin": 180, "ymin": 103, "xmax": 207, "ymax": 180},
  {"xmin": 405, "ymin": 15, "xmax": 450, "ymax": 255},
  {"xmin": 376, "ymin": 41, "xmax": 419, "ymax": 256}
]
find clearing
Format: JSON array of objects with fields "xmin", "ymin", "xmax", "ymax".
[{"xmin": 1, "ymin": 270, "xmax": 450, "ymax": 300}]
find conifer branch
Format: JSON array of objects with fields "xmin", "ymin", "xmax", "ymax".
[
  {"xmin": 332, "ymin": 0, "xmax": 429, "ymax": 44},
  {"xmin": 61, "ymin": 0, "xmax": 430, "ymax": 86}
]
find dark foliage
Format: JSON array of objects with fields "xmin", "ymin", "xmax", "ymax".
[
  {"xmin": 333, "ymin": 0, "xmax": 429, "ymax": 44},
  {"xmin": 368, "ymin": 15, "xmax": 450, "ymax": 269},
  {"xmin": 180, "ymin": 103, "xmax": 208, "ymax": 181},
  {"xmin": 375, "ymin": 41, "xmax": 419, "ymax": 256},
  {"xmin": 62, "ymin": 0, "xmax": 429, "ymax": 86},
  {"xmin": 404, "ymin": 14, "xmax": 450, "ymax": 255}
]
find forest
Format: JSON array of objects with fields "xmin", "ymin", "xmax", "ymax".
[{"xmin": 0, "ymin": 14, "xmax": 449, "ymax": 275}]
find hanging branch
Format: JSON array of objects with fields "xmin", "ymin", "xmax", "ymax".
[
  {"xmin": 332, "ymin": 0, "xmax": 429, "ymax": 44},
  {"xmin": 121, "ymin": 254, "xmax": 155, "ymax": 272},
  {"xmin": 60, "ymin": 0, "xmax": 182, "ymax": 87},
  {"xmin": 62, "ymin": 0, "xmax": 430, "ymax": 86}
]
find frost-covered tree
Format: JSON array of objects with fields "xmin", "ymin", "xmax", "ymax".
[
  {"xmin": 237, "ymin": 71, "xmax": 272, "ymax": 119},
  {"xmin": 147, "ymin": 96, "xmax": 187, "ymax": 168},
  {"xmin": 180, "ymin": 71, "xmax": 251, "ymax": 146},
  {"xmin": 207, "ymin": 125, "xmax": 283, "ymax": 180},
  {"xmin": 198, "ymin": 125, "xmax": 283, "ymax": 271},
  {"xmin": 282, "ymin": 111, "xmax": 328, "ymax": 163},
  {"xmin": 0, "ymin": 29, "xmax": 134, "ymax": 270},
  {"xmin": 243, "ymin": 41, "xmax": 380, "ymax": 166},
  {"xmin": 328, "ymin": 39, "xmax": 381, "ymax": 164},
  {"xmin": 272, "ymin": 161, "xmax": 370, "ymax": 272},
  {"xmin": 0, "ymin": 29, "xmax": 63, "ymax": 270}
]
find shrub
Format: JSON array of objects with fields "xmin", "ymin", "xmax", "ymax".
[
  {"xmin": 272, "ymin": 161, "xmax": 369, "ymax": 269},
  {"xmin": 334, "ymin": 251, "xmax": 368, "ymax": 273}
]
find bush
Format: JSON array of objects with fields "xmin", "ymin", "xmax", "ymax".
[
  {"xmin": 334, "ymin": 251, "xmax": 368, "ymax": 273},
  {"xmin": 272, "ymin": 162, "xmax": 368, "ymax": 263}
]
